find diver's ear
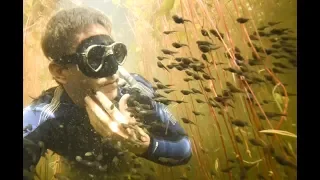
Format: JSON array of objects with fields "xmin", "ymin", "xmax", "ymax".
[{"xmin": 48, "ymin": 62, "xmax": 68, "ymax": 84}]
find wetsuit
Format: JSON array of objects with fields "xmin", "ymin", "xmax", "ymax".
[{"xmin": 23, "ymin": 73, "xmax": 192, "ymax": 178}]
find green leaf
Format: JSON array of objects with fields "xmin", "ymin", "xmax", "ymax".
[{"xmin": 259, "ymin": 129, "xmax": 297, "ymax": 138}]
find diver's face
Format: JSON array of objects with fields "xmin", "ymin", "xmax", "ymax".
[{"xmin": 64, "ymin": 24, "xmax": 119, "ymax": 101}]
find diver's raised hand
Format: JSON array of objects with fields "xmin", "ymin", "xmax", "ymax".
[{"xmin": 84, "ymin": 91, "xmax": 150, "ymax": 155}]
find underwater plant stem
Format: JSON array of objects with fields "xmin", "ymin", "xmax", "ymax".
[
  {"xmin": 195, "ymin": 0, "xmax": 237, "ymax": 68},
  {"xmin": 234, "ymin": 0, "xmax": 289, "ymax": 130},
  {"xmin": 23, "ymin": 15, "xmax": 30, "ymax": 60},
  {"xmin": 238, "ymin": 0, "xmax": 272, "ymax": 65},
  {"xmin": 184, "ymin": 0, "xmax": 219, "ymax": 97},
  {"xmin": 240, "ymin": 88, "xmax": 263, "ymax": 133},
  {"xmin": 24, "ymin": 16, "xmax": 42, "ymax": 32},
  {"xmin": 230, "ymin": 2, "xmax": 291, "ymax": 175},
  {"xmin": 238, "ymin": 128, "xmax": 252, "ymax": 158},
  {"xmin": 170, "ymin": 167, "xmax": 174, "ymax": 180},
  {"xmin": 243, "ymin": 95, "xmax": 281, "ymax": 179},
  {"xmin": 229, "ymin": 0, "xmax": 276, "ymax": 130},
  {"xmin": 180, "ymin": 0, "xmax": 193, "ymax": 58},
  {"xmin": 185, "ymin": 111, "xmax": 209, "ymax": 180},
  {"xmin": 209, "ymin": 52, "xmax": 223, "ymax": 90},
  {"xmin": 205, "ymin": 62, "xmax": 218, "ymax": 97},
  {"xmin": 179, "ymin": 2, "xmax": 212, "ymax": 179},
  {"xmin": 198, "ymin": 81, "xmax": 233, "ymax": 179},
  {"xmin": 186, "ymin": 82, "xmax": 212, "ymax": 180},
  {"xmin": 208, "ymin": 125, "xmax": 218, "ymax": 160},
  {"xmin": 185, "ymin": 0, "xmax": 201, "ymax": 35},
  {"xmin": 242, "ymin": 84, "xmax": 285, "ymax": 178},
  {"xmin": 160, "ymin": 8, "xmax": 204, "ymax": 179},
  {"xmin": 196, "ymin": 2, "xmax": 246, "ymax": 178},
  {"xmin": 185, "ymin": 0, "xmax": 219, "ymax": 97},
  {"xmin": 243, "ymin": 80, "xmax": 274, "ymax": 129},
  {"xmin": 221, "ymin": 3, "xmax": 248, "ymax": 62},
  {"xmin": 228, "ymin": 0, "xmax": 283, "ymax": 134},
  {"xmin": 196, "ymin": 78, "xmax": 231, "ymax": 179},
  {"xmin": 188, "ymin": 0, "xmax": 231, "ymax": 90},
  {"xmin": 214, "ymin": 0, "xmax": 236, "ymax": 54},
  {"xmin": 166, "ymin": 60, "xmax": 192, "ymax": 179},
  {"xmin": 212, "ymin": 0, "xmax": 239, "ymax": 69},
  {"xmin": 231, "ymin": 109, "xmax": 252, "ymax": 157},
  {"xmin": 126, "ymin": 14, "xmax": 149, "ymax": 79},
  {"xmin": 238, "ymin": 0, "xmax": 289, "ymax": 110},
  {"xmin": 272, "ymin": 83, "xmax": 285, "ymax": 113},
  {"xmin": 225, "ymin": 113, "xmax": 244, "ymax": 165},
  {"xmin": 208, "ymin": 107, "xmax": 232, "ymax": 180},
  {"xmin": 178, "ymin": 99, "xmax": 202, "ymax": 178},
  {"xmin": 230, "ymin": 0, "xmax": 279, "ymax": 109}
]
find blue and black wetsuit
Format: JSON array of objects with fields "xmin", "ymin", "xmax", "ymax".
[{"xmin": 23, "ymin": 73, "xmax": 192, "ymax": 178}]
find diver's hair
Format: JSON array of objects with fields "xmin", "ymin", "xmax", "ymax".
[{"xmin": 41, "ymin": 7, "xmax": 112, "ymax": 62}]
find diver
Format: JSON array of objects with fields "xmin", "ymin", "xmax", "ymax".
[{"xmin": 23, "ymin": 7, "xmax": 192, "ymax": 180}]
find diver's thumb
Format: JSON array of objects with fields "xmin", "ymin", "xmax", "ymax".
[{"xmin": 118, "ymin": 94, "xmax": 130, "ymax": 114}]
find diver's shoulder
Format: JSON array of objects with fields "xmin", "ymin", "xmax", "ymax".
[
  {"xmin": 23, "ymin": 86, "xmax": 64, "ymax": 127},
  {"xmin": 130, "ymin": 73, "xmax": 153, "ymax": 88},
  {"xmin": 28, "ymin": 86, "xmax": 58, "ymax": 105}
]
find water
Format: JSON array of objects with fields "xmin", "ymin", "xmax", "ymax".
[{"xmin": 23, "ymin": 0, "xmax": 296, "ymax": 179}]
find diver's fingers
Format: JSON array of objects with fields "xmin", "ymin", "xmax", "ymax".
[
  {"xmin": 95, "ymin": 91, "xmax": 128, "ymax": 124},
  {"xmin": 118, "ymin": 78, "xmax": 127, "ymax": 87},
  {"xmin": 85, "ymin": 96, "xmax": 127, "ymax": 138},
  {"xmin": 135, "ymin": 126, "xmax": 150, "ymax": 142},
  {"xmin": 126, "ymin": 128, "xmax": 137, "ymax": 141},
  {"xmin": 86, "ymin": 105, "xmax": 110, "ymax": 135},
  {"xmin": 85, "ymin": 96, "xmax": 113, "ymax": 126},
  {"xmin": 118, "ymin": 94, "xmax": 130, "ymax": 114},
  {"xmin": 119, "ymin": 94, "xmax": 137, "ymax": 124},
  {"xmin": 95, "ymin": 91, "xmax": 115, "ymax": 114},
  {"xmin": 109, "ymin": 121, "xmax": 129, "ymax": 139}
]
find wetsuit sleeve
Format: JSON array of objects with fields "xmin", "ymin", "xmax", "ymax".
[
  {"xmin": 23, "ymin": 105, "xmax": 47, "ymax": 176},
  {"xmin": 130, "ymin": 73, "xmax": 155, "ymax": 91},
  {"xmin": 139, "ymin": 101, "xmax": 192, "ymax": 166},
  {"xmin": 132, "ymin": 74, "xmax": 192, "ymax": 166}
]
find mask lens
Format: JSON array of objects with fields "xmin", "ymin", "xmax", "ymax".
[
  {"xmin": 86, "ymin": 46, "xmax": 105, "ymax": 71},
  {"xmin": 112, "ymin": 43, "xmax": 127, "ymax": 65}
]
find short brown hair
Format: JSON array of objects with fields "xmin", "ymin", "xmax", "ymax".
[{"xmin": 41, "ymin": 7, "xmax": 112, "ymax": 62}]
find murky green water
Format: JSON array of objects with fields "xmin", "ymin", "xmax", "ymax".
[{"xmin": 24, "ymin": 0, "xmax": 296, "ymax": 179}]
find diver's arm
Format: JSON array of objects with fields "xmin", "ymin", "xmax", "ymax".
[
  {"xmin": 138, "ymin": 101, "xmax": 192, "ymax": 166},
  {"xmin": 140, "ymin": 135, "xmax": 192, "ymax": 166},
  {"xmin": 23, "ymin": 105, "xmax": 48, "ymax": 177}
]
